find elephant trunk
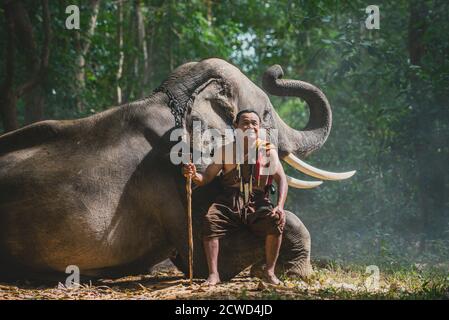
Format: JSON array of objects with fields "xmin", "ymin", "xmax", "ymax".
[{"xmin": 262, "ymin": 64, "xmax": 332, "ymax": 158}]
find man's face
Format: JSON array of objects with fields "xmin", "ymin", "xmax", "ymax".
[{"xmin": 235, "ymin": 112, "xmax": 260, "ymax": 140}]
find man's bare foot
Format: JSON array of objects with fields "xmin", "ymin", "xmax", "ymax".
[
  {"xmin": 203, "ymin": 273, "xmax": 221, "ymax": 286},
  {"xmin": 263, "ymin": 271, "xmax": 281, "ymax": 285}
]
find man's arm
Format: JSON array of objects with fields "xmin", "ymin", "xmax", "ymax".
[
  {"xmin": 183, "ymin": 145, "xmax": 226, "ymax": 186},
  {"xmin": 183, "ymin": 162, "xmax": 223, "ymax": 187},
  {"xmin": 193, "ymin": 162, "xmax": 223, "ymax": 186}
]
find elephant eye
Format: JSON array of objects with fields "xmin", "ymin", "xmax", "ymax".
[{"xmin": 263, "ymin": 110, "xmax": 271, "ymax": 121}]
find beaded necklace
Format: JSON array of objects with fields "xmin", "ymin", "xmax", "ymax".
[{"xmin": 236, "ymin": 140, "xmax": 274, "ymax": 204}]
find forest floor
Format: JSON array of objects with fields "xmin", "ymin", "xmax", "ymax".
[{"xmin": 0, "ymin": 260, "xmax": 448, "ymax": 300}]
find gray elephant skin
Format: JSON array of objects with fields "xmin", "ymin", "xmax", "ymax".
[{"xmin": 0, "ymin": 58, "xmax": 354, "ymax": 281}]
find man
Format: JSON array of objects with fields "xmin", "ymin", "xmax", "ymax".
[{"xmin": 183, "ymin": 109, "xmax": 287, "ymax": 285}]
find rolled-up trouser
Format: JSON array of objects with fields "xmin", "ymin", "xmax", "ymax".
[{"xmin": 202, "ymin": 187, "xmax": 283, "ymax": 239}]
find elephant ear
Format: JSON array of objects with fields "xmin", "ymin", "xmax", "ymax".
[{"xmin": 186, "ymin": 78, "xmax": 236, "ymax": 136}]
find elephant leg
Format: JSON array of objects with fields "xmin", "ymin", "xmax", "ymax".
[
  {"xmin": 172, "ymin": 210, "xmax": 312, "ymax": 281},
  {"xmin": 250, "ymin": 211, "xmax": 313, "ymax": 279}
]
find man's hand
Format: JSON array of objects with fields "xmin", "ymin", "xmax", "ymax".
[
  {"xmin": 182, "ymin": 161, "xmax": 222, "ymax": 187},
  {"xmin": 270, "ymin": 205, "xmax": 286, "ymax": 229},
  {"xmin": 183, "ymin": 163, "xmax": 197, "ymax": 178}
]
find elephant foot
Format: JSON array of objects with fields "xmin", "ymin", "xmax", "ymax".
[
  {"xmin": 249, "ymin": 259, "xmax": 313, "ymax": 280},
  {"xmin": 249, "ymin": 211, "xmax": 313, "ymax": 280},
  {"xmin": 279, "ymin": 259, "xmax": 313, "ymax": 279}
]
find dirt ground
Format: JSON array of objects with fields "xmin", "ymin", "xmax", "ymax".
[
  {"xmin": 1, "ymin": 260, "xmax": 448, "ymax": 300},
  {"xmin": 0, "ymin": 260, "xmax": 299, "ymax": 300}
]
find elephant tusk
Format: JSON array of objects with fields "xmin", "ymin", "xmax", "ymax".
[
  {"xmin": 286, "ymin": 175, "xmax": 323, "ymax": 189},
  {"xmin": 283, "ymin": 153, "xmax": 356, "ymax": 181}
]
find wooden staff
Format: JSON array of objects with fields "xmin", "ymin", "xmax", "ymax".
[{"xmin": 185, "ymin": 156, "xmax": 194, "ymax": 285}]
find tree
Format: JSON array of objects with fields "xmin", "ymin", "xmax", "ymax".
[
  {"xmin": 0, "ymin": 0, "xmax": 51, "ymax": 132},
  {"xmin": 116, "ymin": 0, "xmax": 124, "ymax": 104},
  {"xmin": 74, "ymin": 0, "xmax": 100, "ymax": 112}
]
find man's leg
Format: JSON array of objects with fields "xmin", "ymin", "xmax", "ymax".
[
  {"xmin": 264, "ymin": 233, "xmax": 282, "ymax": 284},
  {"xmin": 203, "ymin": 237, "xmax": 221, "ymax": 285}
]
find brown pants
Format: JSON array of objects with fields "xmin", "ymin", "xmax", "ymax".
[{"xmin": 202, "ymin": 187, "xmax": 283, "ymax": 239}]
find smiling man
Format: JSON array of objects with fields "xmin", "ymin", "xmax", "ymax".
[{"xmin": 183, "ymin": 109, "xmax": 288, "ymax": 285}]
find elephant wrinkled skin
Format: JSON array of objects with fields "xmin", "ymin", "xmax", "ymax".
[{"xmin": 0, "ymin": 58, "xmax": 354, "ymax": 280}]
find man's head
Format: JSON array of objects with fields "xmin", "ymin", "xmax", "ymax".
[
  {"xmin": 234, "ymin": 109, "xmax": 261, "ymax": 135},
  {"xmin": 233, "ymin": 109, "xmax": 261, "ymax": 157}
]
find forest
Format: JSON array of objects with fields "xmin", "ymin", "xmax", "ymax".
[{"xmin": 0, "ymin": 0, "xmax": 448, "ymax": 300}]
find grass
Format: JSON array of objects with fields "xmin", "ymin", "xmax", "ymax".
[
  {"xmin": 247, "ymin": 262, "xmax": 449, "ymax": 300},
  {"xmin": 0, "ymin": 261, "xmax": 448, "ymax": 300}
]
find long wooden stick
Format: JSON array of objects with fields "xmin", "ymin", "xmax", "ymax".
[{"xmin": 186, "ymin": 164, "xmax": 193, "ymax": 285}]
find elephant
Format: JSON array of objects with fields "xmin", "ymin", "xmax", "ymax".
[{"xmin": 0, "ymin": 58, "xmax": 355, "ymax": 281}]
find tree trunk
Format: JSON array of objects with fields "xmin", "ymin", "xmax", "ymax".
[
  {"xmin": 0, "ymin": 90, "xmax": 18, "ymax": 133},
  {"xmin": 205, "ymin": 0, "xmax": 212, "ymax": 26},
  {"xmin": 14, "ymin": 0, "xmax": 51, "ymax": 124},
  {"xmin": 20, "ymin": 0, "xmax": 51, "ymax": 124},
  {"xmin": 74, "ymin": 0, "xmax": 100, "ymax": 112},
  {"xmin": 168, "ymin": 0, "xmax": 174, "ymax": 70},
  {"xmin": 147, "ymin": 22, "xmax": 154, "ymax": 92},
  {"xmin": 24, "ymin": 86, "xmax": 46, "ymax": 124},
  {"xmin": 135, "ymin": 0, "xmax": 149, "ymax": 97},
  {"xmin": 0, "ymin": 1, "xmax": 19, "ymax": 132},
  {"xmin": 124, "ymin": 4, "xmax": 136, "ymax": 102},
  {"xmin": 75, "ymin": 31, "xmax": 86, "ymax": 97},
  {"xmin": 116, "ymin": 0, "xmax": 124, "ymax": 104},
  {"xmin": 1, "ymin": 0, "xmax": 51, "ymax": 132}
]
